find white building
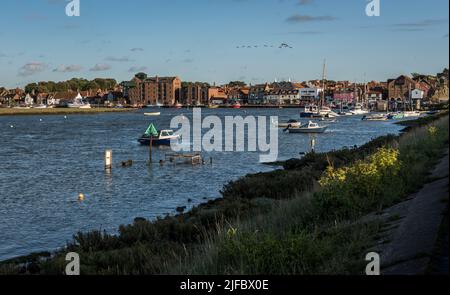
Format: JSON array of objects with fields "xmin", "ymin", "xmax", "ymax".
[
  {"xmin": 299, "ymin": 87, "xmax": 323, "ymax": 100},
  {"xmin": 264, "ymin": 90, "xmax": 300, "ymax": 105},
  {"xmin": 24, "ymin": 94, "xmax": 34, "ymax": 106},
  {"xmin": 411, "ymin": 89, "xmax": 425, "ymax": 100}
]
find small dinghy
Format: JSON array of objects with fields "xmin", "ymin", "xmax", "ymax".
[
  {"xmin": 144, "ymin": 112, "xmax": 161, "ymax": 116},
  {"xmin": 286, "ymin": 121, "xmax": 328, "ymax": 134}
]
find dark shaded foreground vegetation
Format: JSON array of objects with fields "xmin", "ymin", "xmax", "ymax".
[{"xmin": 1, "ymin": 111, "xmax": 448, "ymax": 275}]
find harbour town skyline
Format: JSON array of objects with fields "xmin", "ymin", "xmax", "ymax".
[{"xmin": 0, "ymin": 0, "xmax": 448, "ymax": 88}]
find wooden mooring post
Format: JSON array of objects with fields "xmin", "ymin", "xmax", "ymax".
[{"xmin": 149, "ymin": 137, "xmax": 153, "ymax": 164}]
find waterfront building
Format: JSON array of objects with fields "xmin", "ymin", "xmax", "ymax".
[
  {"xmin": 333, "ymin": 90, "xmax": 355, "ymax": 104},
  {"xmin": 53, "ymin": 92, "xmax": 81, "ymax": 106},
  {"xmin": 181, "ymin": 83, "xmax": 209, "ymax": 105},
  {"xmin": 143, "ymin": 76, "xmax": 181, "ymax": 106},
  {"xmin": 123, "ymin": 73, "xmax": 182, "ymax": 106},
  {"xmin": 226, "ymin": 87, "xmax": 250, "ymax": 104},
  {"xmin": 1, "ymin": 89, "xmax": 25, "ymax": 106},
  {"xmin": 264, "ymin": 89, "xmax": 300, "ymax": 105},
  {"xmin": 299, "ymin": 87, "xmax": 323, "ymax": 101},
  {"xmin": 208, "ymin": 87, "xmax": 228, "ymax": 104},
  {"xmin": 0, "ymin": 89, "xmax": 8, "ymax": 105},
  {"xmin": 248, "ymin": 83, "xmax": 272, "ymax": 104},
  {"xmin": 120, "ymin": 80, "xmax": 137, "ymax": 101},
  {"xmin": 387, "ymin": 75, "xmax": 419, "ymax": 100}
]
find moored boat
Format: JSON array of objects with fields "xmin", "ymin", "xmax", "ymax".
[
  {"xmin": 362, "ymin": 114, "xmax": 388, "ymax": 121},
  {"xmin": 300, "ymin": 104, "xmax": 319, "ymax": 118},
  {"xmin": 275, "ymin": 119, "xmax": 301, "ymax": 128},
  {"xmin": 231, "ymin": 102, "xmax": 241, "ymax": 109},
  {"xmin": 350, "ymin": 103, "xmax": 369, "ymax": 115},
  {"xmin": 287, "ymin": 121, "xmax": 328, "ymax": 134},
  {"xmin": 403, "ymin": 111, "xmax": 422, "ymax": 118},
  {"xmin": 144, "ymin": 112, "xmax": 161, "ymax": 116},
  {"xmin": 138, "ymin": 123, "xmax": 181, "ymax": 146},
  {"xmin": 387, "ymin": 112, "xmax": 405, "ymax": 120}
]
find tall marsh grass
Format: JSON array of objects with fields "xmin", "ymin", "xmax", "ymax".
[{"xmin": 174, "ymin": 115, "xmax": 449, "ymax": 275}]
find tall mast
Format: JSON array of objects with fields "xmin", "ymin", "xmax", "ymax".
[
  {"xmin": 408, "ymin": 83, "xmax": 412, "ymax": 111},
  {"xmin": 363, "ymin": 72, "xmax": 367, "ymax": 109},
  {"xmin": 321, "ymin": 59, "xmax": 326, "ymax": 107}
]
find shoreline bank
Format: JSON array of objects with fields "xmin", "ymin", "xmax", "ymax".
[{"xmin": 0, "ymin": 108, "xmax": 138, "ymax": 117}]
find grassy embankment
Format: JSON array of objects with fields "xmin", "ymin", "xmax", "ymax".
[
  {"xmin": 1, "ymin": 111, "xmax": 448, "ymax": 275},
  {"xmin": 0, "ymin": 108, "xmax": 136, "ymax": 116}
]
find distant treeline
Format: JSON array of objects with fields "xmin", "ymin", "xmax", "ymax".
[{"xmin": 24, "ymin": 78, "xmax": 118, "ymax": 94}]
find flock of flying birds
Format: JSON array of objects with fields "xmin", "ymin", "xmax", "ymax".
[{"xmin": 236, "ymin": 43, "xmax": 293, "ymax": 49}]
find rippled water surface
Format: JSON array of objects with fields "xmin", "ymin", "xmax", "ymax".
[{"xmin": 0, "ymin": 109, "xmax": 405, "ymax": 260}]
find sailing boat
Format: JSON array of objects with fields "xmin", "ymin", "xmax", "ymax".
[
  {"xmin": 349, "ymin": 82, "xmax": 369, "ymax": 115},
  {"xmin": 301, "ymin": 60, "xmax": 339, "ymax": 118},
  {"xmin": 68, "ymin": 93, "xmax": 91, "ymax": 109},
  {"xmin": 146, "ymin": 96, "xmax": 163, "ymax": 108}
]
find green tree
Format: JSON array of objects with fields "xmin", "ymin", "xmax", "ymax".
[
  {"xmin": 25, "ymin": 83, "xmax": 38, "ymax": 93},
  {"xmin": 228, "ymin": 81, "xmax": 246, "ymax": 87}
]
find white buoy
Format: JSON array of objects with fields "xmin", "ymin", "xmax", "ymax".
[
  {"xmin": 64, "ymin": 116, "xmax": 67, "ymax": 119},
  {"xmin": 40, "ymin": 119, "xmax": 43, "ymax": 122},
  {"xmin": 10, "ymin": 125, "xmax": 14, "ymax": 128}
]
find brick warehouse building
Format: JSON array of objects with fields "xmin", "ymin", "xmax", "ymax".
[
  {"xmin": 124, "ymin": 73, "xmax": 182, "ymax": 106},
  {"xmin": 181, "ymin": 82, "xmax": 209, "ymax": 105},
  {"xmin": 387, "ymin": 75, "xmax": 420, "ymax": 101}
]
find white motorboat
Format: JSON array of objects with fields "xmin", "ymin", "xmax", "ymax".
[
  {"xmin": 403, "ymin": 111, "xmax": 422, "ymax": 118},
  {"xmin": 350, "ymin": 103, "xmax": 369, "ymax": 115},
  {"xmin": 287, "ymin": 121, "xmax": 328, "ymax": 134},
  {"xmin": 300, "ymin": 104, "xmax": 319, "ymax": 118}
]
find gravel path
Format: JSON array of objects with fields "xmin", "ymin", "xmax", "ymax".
[{"xmin": 369, "ymin": 149, "xmax": 449, "ymax": 275}]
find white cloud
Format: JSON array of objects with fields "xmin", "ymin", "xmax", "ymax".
[
  {"xmin": 53, "ymin": 64, "xmax": 83, "ymax": 72},
  {"xmin": 18, "ymin": 62, "xmax": 47, "ymax": 76},
  {"xmin": 90, "ymin": 63, "xmax": 111, "ymax": 71}
]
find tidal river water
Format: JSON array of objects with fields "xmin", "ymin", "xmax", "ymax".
[{"xmin": 0, "ymin": 108, "xmax": 405, "ymax": 260}]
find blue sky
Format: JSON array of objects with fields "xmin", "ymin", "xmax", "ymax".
[{"xmin": 0, "ymin": 0, "xmax": 448, "ymax": 88}]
